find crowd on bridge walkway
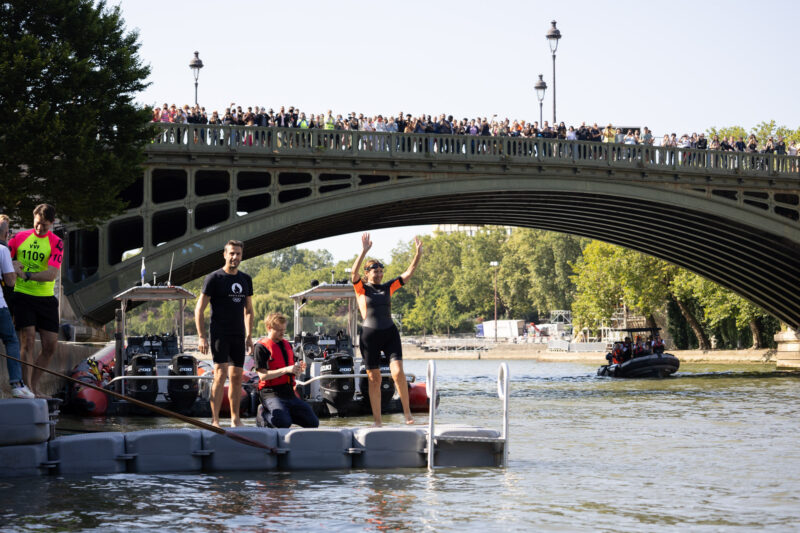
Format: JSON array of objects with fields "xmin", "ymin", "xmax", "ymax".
[{"xmin": 151, "ymin": 103, "xmax": 799, "ymax": 156}]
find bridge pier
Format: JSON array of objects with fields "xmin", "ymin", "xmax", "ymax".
[{"xmin": 774, "ymin": 327, "xmax": 800, "ymax": 369}]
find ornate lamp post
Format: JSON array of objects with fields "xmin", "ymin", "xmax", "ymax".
[
  {"xmin": 534, "ymin": 74, "xmax": 547, "ymax": 128},
  {"xmin": 189, "ymin": 51, "xmax": 204, "ymax": 106},
  {"xmin": 545, "ymin": 20, "xmax": 562, "ymax": 124},
  {"xmin": 490, "ymin": 261, "xmax": 499, "ymax": 343}
]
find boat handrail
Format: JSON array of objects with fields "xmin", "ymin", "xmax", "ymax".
[
  {"xmin": 426, "ymin": 359, "xmax": 437, "ymax": 471},
  {"xmin": 106, "ymin": 375, "xmax": 214, "ymax": 385},
  {"xmin": 498, "ymin": 362, "xmax": 509, "ymax": 467},
  {"xmin": 294, "ymin": 373, "xmax": 415, "ymax": 386},
  {"xmin": 425, "ymin": 359, "xmax": 509, "ymax": 470}
]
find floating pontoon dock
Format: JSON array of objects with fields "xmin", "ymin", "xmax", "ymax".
[{"xmin": 0, "ymin": 361, "xmax": 508, "ymax": 476}]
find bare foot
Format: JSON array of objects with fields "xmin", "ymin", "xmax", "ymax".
[
  {"xmin": 404, "ymin": 418, "xmax": 415, "ymax": 425},
  {"xmin": 211, "ymin": 421, "xmax": 221, "ymax": 428},
  {"xmin": 231, "ymin": 419, "xmax": 244, "ymax": 428},
  {"xmin": 370, "ymin": 423, "xmax": 383, "ymax": 428}
]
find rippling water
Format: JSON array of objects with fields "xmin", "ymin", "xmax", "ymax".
[{"xmin": 2, "ymin": 360, "xmax": 799, "ymax": 532}]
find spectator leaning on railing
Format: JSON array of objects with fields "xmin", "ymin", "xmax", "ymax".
[{"xmin": 150, "ymin": 102, "xmax": 799, "ymax": 156}]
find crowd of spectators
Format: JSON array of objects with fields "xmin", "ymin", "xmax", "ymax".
[{"xmin": 152, "ymin": 103, "xmax": 798, "ymax": 155}]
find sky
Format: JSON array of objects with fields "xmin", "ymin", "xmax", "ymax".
[{"xmin": 112, "ymin": 0, "xmax": 800, "ymax": 262}]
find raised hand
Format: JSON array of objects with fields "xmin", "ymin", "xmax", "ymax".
[
  {"xmin": 413, "ymin": 235, "xmax": 422, "ymax": 253},
  {"xmin": 361, "ymin": 232, "xmax": 373, "ymax": 252}
]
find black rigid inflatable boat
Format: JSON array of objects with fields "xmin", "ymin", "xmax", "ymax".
[{"xmin": 597, "ymin": 352, "xmax": 680, "ymax": 378}]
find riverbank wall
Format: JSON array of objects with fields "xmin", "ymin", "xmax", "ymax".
[{"xmin": 402, "ymin": 342, "xmax": 776, "ymax": 364}]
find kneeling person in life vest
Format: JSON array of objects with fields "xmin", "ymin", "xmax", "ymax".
[{"xmin": 254, "ymin": 312, "xmax": 319, "ymax": 428}]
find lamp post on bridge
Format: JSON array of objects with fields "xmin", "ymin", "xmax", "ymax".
[
  {"xmin": 490, "ymin": 261, "xmax": 499, "ymax": 343},
  {"xmin": 545, "ymin": 20, "xmax": 561, "ymax": 125},
  {"xmin": 189, "ymin": 51, "xmax": 204, "ymax": 107},
  {"xmin": 534, "ymin": 74, "xmax": 547, "ymax": 129}
]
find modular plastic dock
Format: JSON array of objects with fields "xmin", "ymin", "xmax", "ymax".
[{"xmin": 0, "ymin": 361, "xmax": 509, "ymax": 477}]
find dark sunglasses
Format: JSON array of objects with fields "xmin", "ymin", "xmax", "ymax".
[{"xmin": 365, "ymin": 262, "xmax": 384, "ymax": 271}]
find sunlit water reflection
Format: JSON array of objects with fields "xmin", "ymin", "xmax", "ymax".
[{"xmin": 2, "ymin": 360, "xmax": 799, "ymax": 531}]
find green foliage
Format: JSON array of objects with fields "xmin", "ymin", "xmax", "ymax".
[
  {"xmin": 706, "ymin": 121, "xmax": 800, "ymax": 148},
  {"xmin": 125, "ymin": 228, "xmax": 781, "ymax": 346},
  {"xmin": 499, "ymin": 230, "xmax": 586, "ymax": 319},
  {"xmin": 0, "ymin": 0, "xmax": 154, "ymax": 226},
  {"xmin": 572, "ymin": 241, "xmax": 778, "ymax": 349},
  {"xmin": 406, "ymin": 232, "xmax": 476, "ymax": 334}
]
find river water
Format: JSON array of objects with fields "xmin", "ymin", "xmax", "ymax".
[{"xmin": 2, "ymin": 360, "xmax": 799, "ymax": 532}]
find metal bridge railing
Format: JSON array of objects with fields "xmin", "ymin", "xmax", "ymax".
[{"xmin": 148, "ymin": 123, "xmax": 800, "ymax": 178}]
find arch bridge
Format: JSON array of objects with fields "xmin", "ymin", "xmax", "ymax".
[{"xmin": 63, "ymin": 124, "xmax": 800, "ymax": 359}]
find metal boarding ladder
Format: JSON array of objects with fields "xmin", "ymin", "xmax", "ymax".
[
  {"xmin": 426, "ymin": 360, "xmax": 509, "ymax": 470},
  {"xmin": 294, "ymin": 372, "xmax": 415, "ymax": 386}
]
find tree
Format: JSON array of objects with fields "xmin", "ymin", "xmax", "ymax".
[
  {"xmin": 570, "ymin": 241, "xmax": 710, "ymax": 349},
  {"xmin": 707, "ymin": 121, "xmax": 800, "ymax": 149},
  {"xmin": 0, "ymin": 0, "xmax": 153, "ymax": 226},
  {"xmin": 400, "ymin": 233, "xmax": 472, "ymax": 335},
  {"xmin": 501, "ymin": 229, "xmax": 587, "ymax": 319},
  {"xmin": 453, "ymin": 227, "xmax": 508, "ymax": 320},
  {"xmin": 671, "ymin": 270, "xmax": 777, "ymax": 349}
]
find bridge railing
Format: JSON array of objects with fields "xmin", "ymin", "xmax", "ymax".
[{"xmin": 149, "ymin": 124, "xmax": 799, "ymax": 177}]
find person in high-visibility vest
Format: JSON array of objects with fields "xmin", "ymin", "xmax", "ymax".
[
  {"xmin": 297, "ymin": 112, "xmax": 310, "ymax": 129},
  {"xmin": 324, "ymin": 110, "xmax": 335, "ymax": 130},
  {"xmin": 8, "ymin": 204, "xmax": 64, "ymax": 397}
]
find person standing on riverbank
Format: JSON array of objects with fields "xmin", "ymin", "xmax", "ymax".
[
  {"xmin": 351, "ymin": 233, "xmax": 422, "ymax": 426},
  {"xmin": 8, "ymin": 204, "xmax": 63, "ymax": 398},
  {"xmin": 195, "ymin": 240, "xmax": 254, "ymax": 427}
]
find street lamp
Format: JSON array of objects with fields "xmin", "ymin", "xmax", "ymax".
[
  {"xmin": 534, "ymin": 74, "xmax": 547, "ymax": 129},
  {"xmin": 189, "ymin": 51, "xmax": 204, "ymax": 106},
  {"xmin": 490, "ymin": 261, "xmax": 499, "ymax": 343},
  {"xmin": 545, "ymin": 20, "xmax": 562, "ymax": 125}
]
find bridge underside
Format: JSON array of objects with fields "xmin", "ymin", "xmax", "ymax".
[{"xmin": 73, "ymin": 189, "xmax": 800, "ymax": 329}]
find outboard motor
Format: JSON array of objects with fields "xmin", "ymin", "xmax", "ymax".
[
  {"xmin": 320, "ymin": 353, "xmax": 355, "ymax": 415},
  {"xmin": 358, "ymin": 352, "xmax": 394, "ymax": 410},
  {"xmin": 167, "ymin": 354, "xmax": 199, "ymax": 411},
  {"xmin": 125, "ymin": 353, "xmax": 158, "ymax": 404}
]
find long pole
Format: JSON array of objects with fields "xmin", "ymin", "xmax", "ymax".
[
  {"xmin": 552, "ymin": 52, "xmax": 557, "ymax": 124},
  {"xmin": 194, "ymin": 81, "xmax": 199, "ymax": 107},
  {"xmin": 494, "ymin": 268, "xmax": 498, "ymax": 343},
  {"xmin": 0, "ymin": 352, "xmax": 275, "ymax": 452},
  {"xmin": 539, "ymin": 102, "xmax": 543, "ymax": 129}
]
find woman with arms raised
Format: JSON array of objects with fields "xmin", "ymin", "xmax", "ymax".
[{"xmin": 351, "ymin": 233, "xmax": 422, "ymax": 426}]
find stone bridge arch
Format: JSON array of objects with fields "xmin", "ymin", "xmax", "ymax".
[{"xmin": 62, "ymin": 126, "xmax": 800, "ymax": 332}]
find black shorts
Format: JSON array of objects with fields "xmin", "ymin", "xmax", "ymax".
[
  {"xmin": 359, "ymin": 325, "xmax": 402, "ymax": 370},
  {"xmin": 210, "ymin": 335, "xmax": 245, "ymax": 367},
  {"xmin": 13, "ymin": 293, "xmax": 59, "ymax": 333}
]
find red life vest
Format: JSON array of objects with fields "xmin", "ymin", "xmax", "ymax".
[{"xmin": 256, "ymin": 337, "xmax": 295, "ymax": 389}]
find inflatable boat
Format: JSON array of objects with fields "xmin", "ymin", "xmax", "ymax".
[
  {"xmin": 65, "ymin": 285, "xmax": 251, "ymax": 417},
  {"xmin": 597, "ymin": 352, "xmax": 680, "ymax": 378},
  {"xmin": 596, "ymin": 327, "xmax": 680, "ymax": 378}
]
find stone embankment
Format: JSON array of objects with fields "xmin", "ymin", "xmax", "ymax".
[{"xmin": 402, "ymin": 342, "xmax": 775, "ymax": 363}]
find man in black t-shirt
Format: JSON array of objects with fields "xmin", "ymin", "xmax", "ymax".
[
  {"xmin": 195, "ymin": 240, "xmax": 254, "ymax": 427},
  {"xmin": 254, "ymin": 312, "xmax": 318, "ymax": 428}
]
